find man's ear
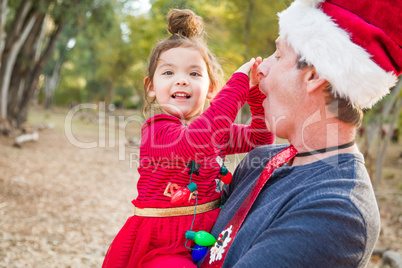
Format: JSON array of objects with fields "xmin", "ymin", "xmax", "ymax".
[
  {"xmin": 144, "ymin": 77, "xmax": 156, "ymax": 98},
  {"xmin": 304, "ymin": 67, "xmax": 327, "ymax": 94}
]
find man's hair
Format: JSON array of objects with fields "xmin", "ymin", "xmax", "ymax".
[{"xmin": 296, "ymin": 56, "xmax": 363, "ymax": 127}]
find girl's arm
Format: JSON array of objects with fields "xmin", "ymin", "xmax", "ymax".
[
  {"xmin": 225, "ymin": 84, "xmax": 274, "ymax": 155},
  {"xmin": 225, "ymin": 57, "xmax": 274, "ymax": 154}
]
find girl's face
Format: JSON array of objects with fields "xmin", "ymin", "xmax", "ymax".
[{"xmin": 147, "ymin": 46, "xmax": 213, "ymax": 123}]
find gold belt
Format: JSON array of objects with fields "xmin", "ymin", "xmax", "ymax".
[{"xmin": 134, "ymin": 198, "xmax": 221, "ymax": 217}]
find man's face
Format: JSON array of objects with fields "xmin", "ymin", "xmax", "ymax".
[{"xmin": 257, "ymin": 37, "xmax": 305, "ymax": 139}]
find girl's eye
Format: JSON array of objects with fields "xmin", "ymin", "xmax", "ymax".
[
  {"xmin": 190, "ymin": 72, "xmax": 201, "ymax": 77},
  {"xmin": 163, "ymin": 71, "xmax": 174, "ymax": 75}
]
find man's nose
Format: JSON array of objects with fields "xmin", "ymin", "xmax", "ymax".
[{"xmin": 257, "ymin": 56, "xmax": 273, "ymax": 79}]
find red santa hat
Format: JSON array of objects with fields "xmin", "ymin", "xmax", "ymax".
[{"xmin": 278, "ymin": 0, "xmax": 402, "ymax": 108}]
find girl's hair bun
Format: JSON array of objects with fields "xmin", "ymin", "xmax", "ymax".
[{"xmin": 167, "ymin": 9, "xmax": 203, "ymax": 38}]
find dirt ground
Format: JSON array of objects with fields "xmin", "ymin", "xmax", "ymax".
[{"xmin": 0, "ymin": 108, "xmax": 401, "ymax": 267}]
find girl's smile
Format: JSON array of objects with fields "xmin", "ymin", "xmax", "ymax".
[{"xmin": 172, "ymin": 91, "xmax": 191, "ymax": 100}]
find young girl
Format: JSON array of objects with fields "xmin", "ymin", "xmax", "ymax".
[{"xmin": 103, "ymin": 9, "xmax": 274, "ymax": 268}]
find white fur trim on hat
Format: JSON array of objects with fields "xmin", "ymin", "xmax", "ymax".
[
  {"xmin": 278, "ymin": 0, "xmax": 397, "ymax": 108},
  {"xmin": 298, "ymin": 0, "xmax": 324, "ymax": 8}
]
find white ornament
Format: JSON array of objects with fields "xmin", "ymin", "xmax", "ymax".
[{"xmin": 209, "ymin": 225, "xmax": 233, "ymax": 264}]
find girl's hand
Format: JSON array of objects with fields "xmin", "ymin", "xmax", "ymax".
[
  {"xmin": 235, "ymin": 58, "xmax": 256, "ymax": 76},
  {"xmin": 250, "ymin": 56, "xmax": 262, "ymax": 87}
]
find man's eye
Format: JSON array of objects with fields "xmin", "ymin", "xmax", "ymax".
[
  {"xmin": 273, "ymin": 50, "xmax": 280, "ymax": 60},
  {"xmin": 163, "ymin": 71, "xmax": 174, "ymax": 75},
  {"xmin": 190, "ymin": 72, "xmax": 201, "ymax": 76}
]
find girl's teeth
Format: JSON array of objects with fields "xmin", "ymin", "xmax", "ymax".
[{"xmin": 172, "ymin": 93, "xmax": 190, "ymax": 98}]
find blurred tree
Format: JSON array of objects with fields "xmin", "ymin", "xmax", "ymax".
[
  {"xmin": 0, "ymin": 0, "xmax": 95, "ymax": 130},
  {"xmin": 42, "ymin": 23, "xmax": 79, "ymax": 109},
  {"xmin": 359, "ymin": 77, "xmax": 402, "ymax": 190},
  {"xmin": 147, "ymin": 0, "xmax": 291, "ymax": 76},
  {"xmin": 124, "ymin": 5, "xmax": 167, "ymax": 106},
  {"xmin": 55, "ymin": 0, "xmax": 138, "ymax": 110}
]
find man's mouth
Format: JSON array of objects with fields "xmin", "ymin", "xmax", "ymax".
[{"xmin": 172, "ymin": 93, "xmax": 190, "ymax": 99}]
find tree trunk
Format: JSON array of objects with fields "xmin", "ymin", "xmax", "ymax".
[
  {"xmin": 0, "ymin": 0, "xmax": 95, "ymax": 134},
  {"xmin": 105, "ymin": 80, "xmax": 114, "ymax": 111},
  {"xmin": 374, "ymin": 98, "xmax": 401, "ymax": 190},
  {"xmin": 373, "ymin": 79, "xmax": 402, "ymax": 190},
  {"xmin": 7, "ymin": 13, "xmax": 46, "ymax": 119},
  {"xmin": 0, "ymin": 0, "xmax": 8, "ymax": 64},
  {"xmin": 17, "ymin": 22, "xmax": 64, "ymax": 126},
  {"xmin": 44, "ymin": 59, "xmax": 62, "ymax": 109},
  {"xmin": 0, "ymin": 0, "xmax": 34, "ymax": 119}
]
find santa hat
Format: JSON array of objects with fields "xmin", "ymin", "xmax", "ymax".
[{"xmin": 278, "ymin": 0, "xmax": 402, "ymax": 108}]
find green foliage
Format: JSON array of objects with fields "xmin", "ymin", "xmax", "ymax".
[
  {"xmin": 125, "ymin": 100, "xmax": 142, "ymax": 110},
  {"xmin": 53, "ymin": 0, "xmax": 136, "ymax": 106},
  {"xmin": 145, "ymin": 0, "xmax": 291, "ymax": 77}
]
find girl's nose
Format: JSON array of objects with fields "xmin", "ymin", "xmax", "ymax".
[{"xmin": 175, "ymin": 78, "xmax": 188, "ymax": 86}]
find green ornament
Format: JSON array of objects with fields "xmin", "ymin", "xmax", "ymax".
[
  {"xmin": 185, "ymin": 230, "xmax": 216, "ymax": 246},
  {"xmin": 220, "ymin": 165, "xmax": 229, "ymax": 175}
]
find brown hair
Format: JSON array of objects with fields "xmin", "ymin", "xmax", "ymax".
[
  {"xmin": 296, "ymin": 57, "xmax": 363, "ymax": 127},
  {"xmin": 143, "ymin": 9, "xmax": 223, "ymax": 116}
]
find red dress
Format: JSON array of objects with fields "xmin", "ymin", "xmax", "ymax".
[{"xmin": 102, "ymin": 73, "xmax": 274, "ymax": 267}]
